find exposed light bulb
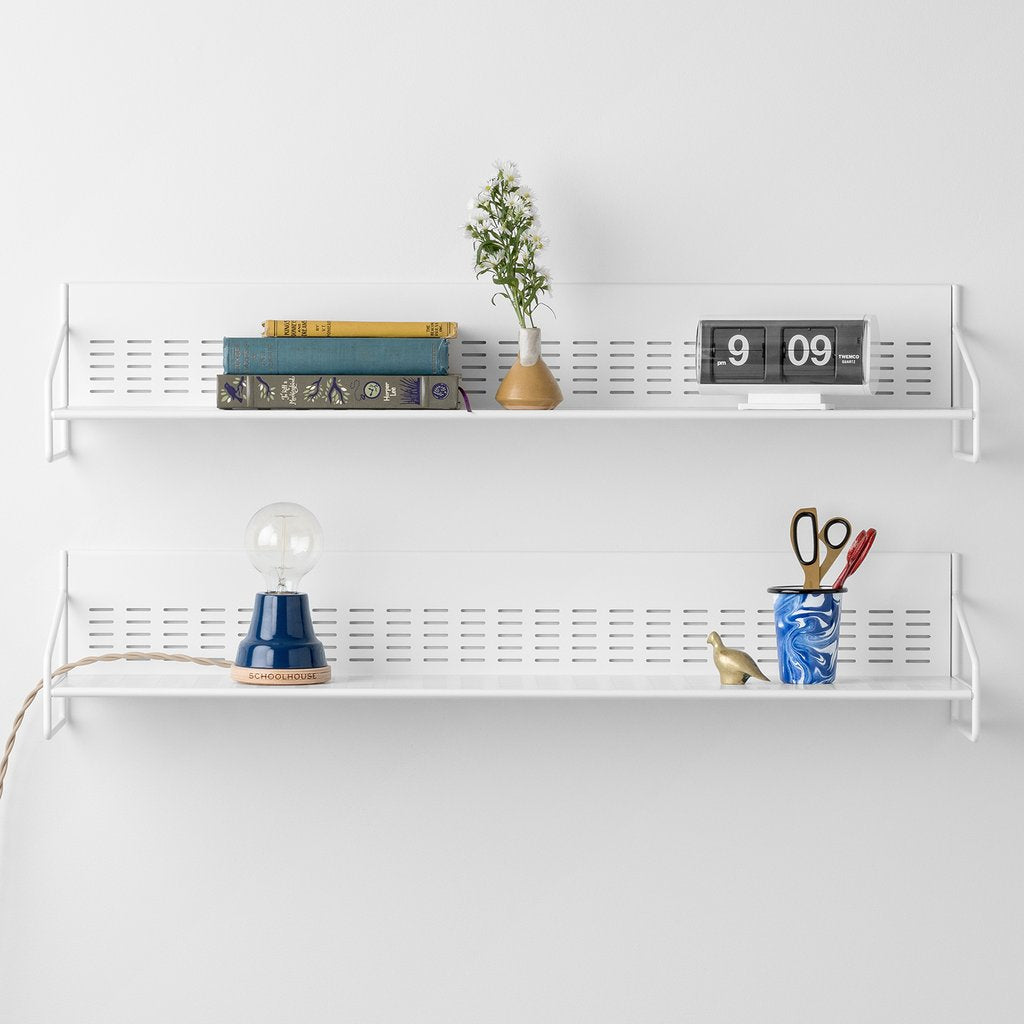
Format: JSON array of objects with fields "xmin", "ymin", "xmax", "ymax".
[{"xmin": 243, "ymin": 502, "xmax": 323, "ymax": 594}]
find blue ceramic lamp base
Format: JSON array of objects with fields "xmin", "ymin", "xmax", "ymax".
[{"xmin": 231, "ymin": 591, "xmax": 331, "ymax": 686}]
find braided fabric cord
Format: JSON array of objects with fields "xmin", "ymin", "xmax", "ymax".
[{"xmin": 0, "ymin": 652, "xmax": 233, "ymax": 800}]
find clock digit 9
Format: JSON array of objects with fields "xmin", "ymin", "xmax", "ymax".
[{"xmin": 711, "ymin": 327, "xmax": 765, "ymax": 382}]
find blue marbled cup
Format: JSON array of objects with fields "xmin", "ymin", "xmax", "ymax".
[{"xmin": 769, "ymin": 587, "xmax": 846, "ymax": 685}]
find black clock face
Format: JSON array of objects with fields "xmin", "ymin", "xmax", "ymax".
[
  {"xmin": 698, "ymin": 319, "xmax": 867, "ymax": 388},
  {"xmin": 781, "ymin": 327, "xmax": 837, "ymax": 382},
  {"xmin": 711, "ymin": 327, "xmax": 765, "ymax": 382}
]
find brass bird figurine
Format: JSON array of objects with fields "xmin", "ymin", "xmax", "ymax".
[{"xmin": 707, "ymin": 631, "xmax": 770, "ymax": 686}]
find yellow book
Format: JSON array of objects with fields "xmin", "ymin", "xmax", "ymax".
[{"xmin": 262, "ymin": 319, "xmax": 457, "ymax": 339}]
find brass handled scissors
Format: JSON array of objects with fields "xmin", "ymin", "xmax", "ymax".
[{"xmin": 790, "ymin": 507, "xmax": 852, "ymax": 589}]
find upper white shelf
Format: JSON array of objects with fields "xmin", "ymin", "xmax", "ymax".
[
  {"xmin": 51, "ymin": 406, "xmax": 972, "ymax": 422},
  {"xmin": 45, "ymin": 282, "xmax": 980, "ymax": 460}
]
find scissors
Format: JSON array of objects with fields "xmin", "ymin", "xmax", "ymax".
[
  {"xmin": 833, "ymin": 528, "xmax": 877, "ymax": 589},
  {"xmin": 790, "ymin": 507, "xmax": 852, "ymax": 589}
]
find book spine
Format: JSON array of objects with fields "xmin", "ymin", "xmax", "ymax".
[
  {"xmin": 262, "ymin": 320, "xmax": 457, "ymax": 339},
  {"xmin": 217, "ymin": 374, "xmax": 463, "ymax": 411},
  {"xmin": 223, "ymin": 337, "xmax": 449, "ymax": 376}
]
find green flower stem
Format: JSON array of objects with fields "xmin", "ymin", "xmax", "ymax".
[{"xmin": 464, "ymin": 162, "xmax": 552, "ymax": 331}]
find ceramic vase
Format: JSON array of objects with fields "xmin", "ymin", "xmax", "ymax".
[{"xmin": 495, "ymin": 327, "xmax": 563, "ymax": 410}]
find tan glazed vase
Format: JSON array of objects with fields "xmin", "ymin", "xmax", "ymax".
[{"xmin": 495, "ymin": 327, "xmax": 563, "ymax": 410}]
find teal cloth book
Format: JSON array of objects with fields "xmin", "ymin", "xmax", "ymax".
[{"xmin": 223, "ymin": 337, "xmax": 449, "ymax": 376}]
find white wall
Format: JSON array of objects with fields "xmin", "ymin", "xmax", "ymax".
[{"xmin": 2, "ymin": 1, "xmax": 1023, "ymax": 1021}]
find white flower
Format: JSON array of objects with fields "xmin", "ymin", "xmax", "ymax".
[
  {"xmin": 493, "ymin": 159, "xmax": 520, "ymax": 182},
  {"xmin": 463, "ymin": 222, "xmax": 476, "ymax": 237},
  {"xmin": 467, "ymin": 162, "xmax": 553, "ymax": 318}
]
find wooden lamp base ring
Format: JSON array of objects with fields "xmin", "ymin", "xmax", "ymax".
[{"xmin": 230, "ymin": 665, "xmax": 332, "ymax": 686}]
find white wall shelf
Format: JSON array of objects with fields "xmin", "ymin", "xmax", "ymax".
[
  {"xmin": 45, "ymin": 282, "xmax": 980, "ymax": 460},
  {"xmin": 43, "ymin": 550, "xmax": 980, "ymax": 740},
  {"xmin": 52, "ymin": 672, "xmax": 972, "ymax": 700},
  {"xmin": 51, "ymin": 406, "xmax": 973, "ymax": 422}
]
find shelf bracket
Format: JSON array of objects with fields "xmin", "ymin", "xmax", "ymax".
[
  {"xmin": 951, "ymin": 286, "xmax": 980, "ymax": 462},
  {"xmin": 949, "ymin": 553, "xmax": 979, "ymax": 741},
  {"xmin": 44, "ymin": 283, "xmax": 70, "ymax": 462},
  {"xmin": 43, "ymin": 551, "xmax": 70, "ymax": 739}
]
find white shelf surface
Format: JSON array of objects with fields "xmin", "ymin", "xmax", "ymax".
[
  {"xmin": 52, "ymin": 672, "xmax": 973, "ymax": 700},
  {"xmin": 52, "ymin": 406, "xmax": 974, "ymax": 422},
  {"xmin": 43, "ymin": 550, "xmax": 980, "ymax": 739},
  {"xmin": 44, "ymin": 282, "xmax": 981, "ymax": 460}
]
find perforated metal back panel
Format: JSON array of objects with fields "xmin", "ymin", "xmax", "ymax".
[
  {"xmin": 68, "ymin": 551, "xmax": 952, "ymax": 677},
  {"xmin": 67, "ymin": 283, "xmax": 953, "ymax": 410}
]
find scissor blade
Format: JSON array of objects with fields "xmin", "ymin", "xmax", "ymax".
[{"xmin": 818, "ymin": 543, "xmax": 848, "ymax": 580}]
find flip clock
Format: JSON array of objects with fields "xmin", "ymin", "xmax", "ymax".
[{"xmin": 695, "ymin": 316, "xmax": 881, "ymax": 410}]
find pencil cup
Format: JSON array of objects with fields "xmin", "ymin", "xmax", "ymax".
[{"xmin": 768, "ymin": 586, "xmax": 846, "ymax": 685}]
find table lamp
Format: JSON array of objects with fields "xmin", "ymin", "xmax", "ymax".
[{"xmin": 231, "ymin": 501, "xmax": 332, "ymax": 685}]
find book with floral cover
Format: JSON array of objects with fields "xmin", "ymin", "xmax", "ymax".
[{"xmin": 217, "ymin": 374, "xmax": 463, "ymax": 410}]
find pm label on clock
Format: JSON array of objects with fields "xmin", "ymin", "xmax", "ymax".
[{"xmin": 712, "ymin": 327, "xmax": 766, "ymax": 382}]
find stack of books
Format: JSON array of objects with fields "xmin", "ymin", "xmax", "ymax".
[{"xmin": 217, "ymin": 319, "xmax": 463, "ymax": 411}]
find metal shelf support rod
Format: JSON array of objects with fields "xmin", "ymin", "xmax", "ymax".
[
  {"xmin": 950, "ymin": 552, "xmax": 980, "ymax": 740},
  {"xmin": 43, "ymin": 551, "xmax": 69, "ymax": 739},
  {"xmin": 951, "ymin": 285, "xmax": 981, "ymax": 462},
  {"xmin": 44, "ymin": 283, "xmax": 70, "ymax": 462}
]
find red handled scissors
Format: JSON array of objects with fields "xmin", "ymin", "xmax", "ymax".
[
  {"xmin": 790, "ymin": 507, "xmax": 852, "ymax": 589},
  {"xmin": 832, "ymin": 528, "xmax": 877, "ymax": 589}
]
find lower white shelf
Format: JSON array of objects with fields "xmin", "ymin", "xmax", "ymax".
[
  {"xmin": 43, "ymin": 549, "xmax": 981, "ymax": 741},
  {"xmin": 52, "ymin": 672, "xmax": 972, "ymax": 700}
]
